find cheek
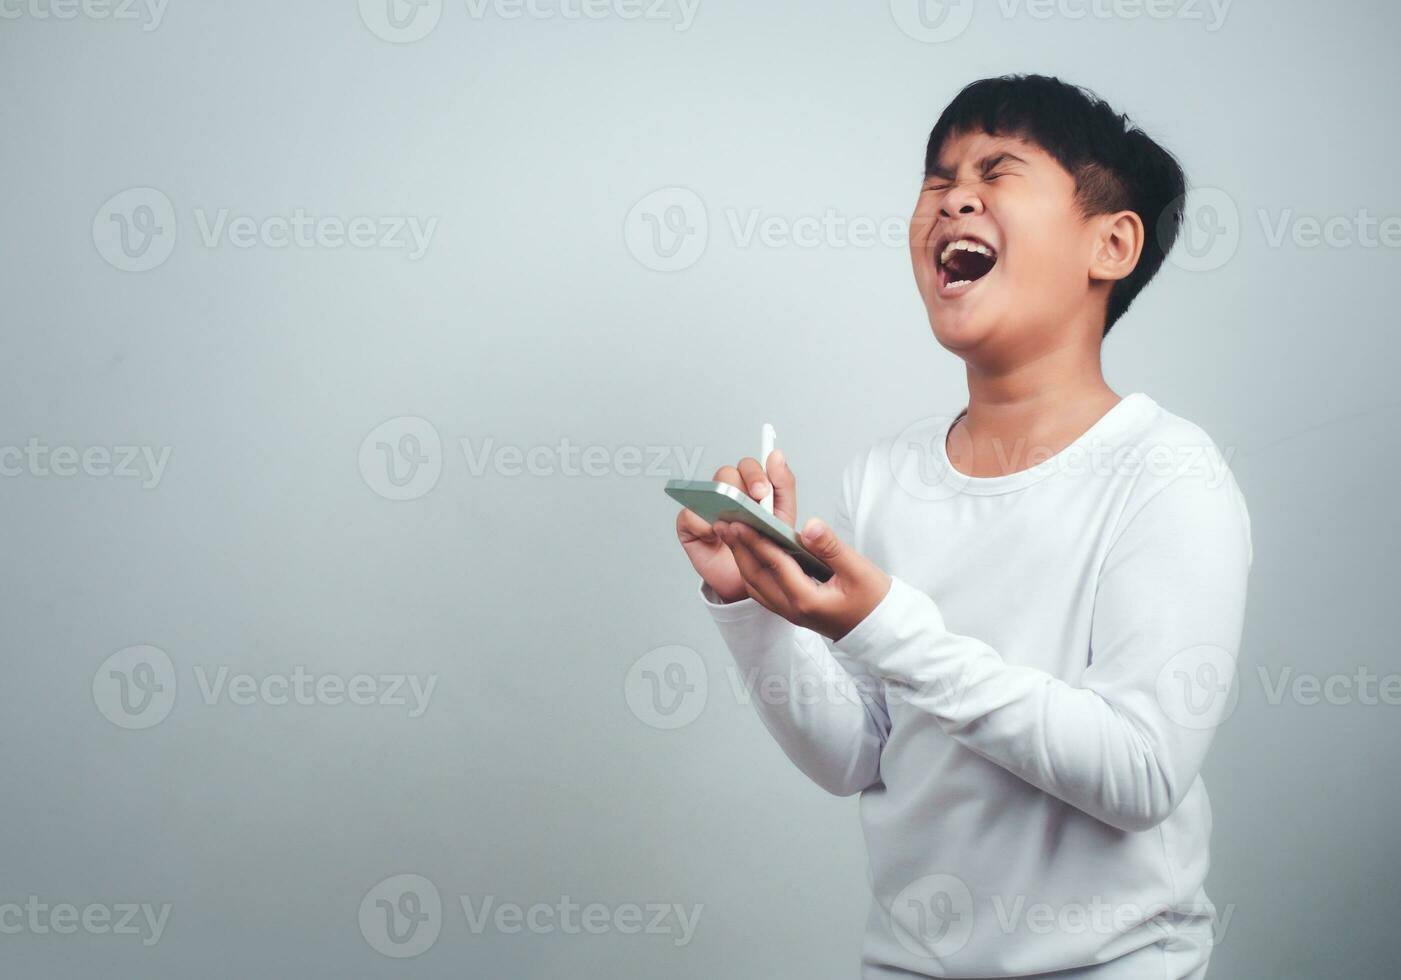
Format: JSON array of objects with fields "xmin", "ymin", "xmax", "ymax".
[
  {"xmin": 909, "ymin": 198, "xmax": 939, "ymax": 248},
  {"xmin": 1006, "ymin": 220, "xmax": 1083, "ymax": 292}
]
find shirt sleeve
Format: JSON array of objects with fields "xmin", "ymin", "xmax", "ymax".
[
  {"xmin": 697, "ymin": 457, "xmax": 891, "ymax": 797},
  {"xmin": 831, "ymin": 463, "xmax": 1253, "ymax": 832}
]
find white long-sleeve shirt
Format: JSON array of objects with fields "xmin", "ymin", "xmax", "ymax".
[{"xmin": 698, "ymin": 392, "xmax": 1253, "ymax": 979}]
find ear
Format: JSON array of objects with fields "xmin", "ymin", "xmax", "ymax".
[{"xmin": 1088, "ymin": 210, "xmax": 1144, "ymax": 283}]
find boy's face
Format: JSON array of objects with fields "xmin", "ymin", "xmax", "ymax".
[{"xmin": 910, "ymin": 130, "xmax": 1102, "ymax": 354}]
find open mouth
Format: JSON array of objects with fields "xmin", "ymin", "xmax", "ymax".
[{"xmin": 936, "ymin": 236, "xmax": 998, "ymax": 296}]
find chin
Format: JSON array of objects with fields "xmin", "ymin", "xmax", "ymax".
[
  {"xmin": 926, "ymin": 300, "xmax": 1002, "ymax": 353},
  {"xmin": 931, "ymin": 320, "xmax": 991, "ymax": 354}
]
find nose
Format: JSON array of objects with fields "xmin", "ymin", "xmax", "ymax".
[{"xmin": 939, "ymin": 183, "xmax": 984, "ymax": 218}]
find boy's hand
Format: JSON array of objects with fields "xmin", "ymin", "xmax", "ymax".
[
  {"xmin": 675, "ymin": 450, "xmax": 798, "ymax": 604},
  {"xmin": 712, "ymin": 513, "xmax": 892, "ymax": 643}
]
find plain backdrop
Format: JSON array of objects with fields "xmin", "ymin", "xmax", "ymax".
[{"xmin": 2, "ymin": 0, "xmax": 1398, "ymax": 976}]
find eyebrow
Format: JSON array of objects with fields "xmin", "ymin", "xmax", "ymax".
[{"xmin": 926, "ymin": 151, "xmax": 1029, "ymax": 182}]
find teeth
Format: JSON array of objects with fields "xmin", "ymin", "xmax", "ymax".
[
  {"xmin": 946, "ymin": 280, "xmax": 971, "ymax": 289},
  {"xmin": 938, "ymin": 238, "xmax": 996, "ymax": 266}
]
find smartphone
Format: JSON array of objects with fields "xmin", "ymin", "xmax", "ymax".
[{"xmin": 665, "ymin": 478, "xmax": 834, "ymax": 582}]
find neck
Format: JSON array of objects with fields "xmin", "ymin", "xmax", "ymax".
[{"xmin": 949, "ymin": 336, "xmax": 1120, "ymax": 478}]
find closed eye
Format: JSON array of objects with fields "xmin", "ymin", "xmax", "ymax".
[{"xmin": 924, "ymin": 172, "xmax": 1010, "ymax": 192}]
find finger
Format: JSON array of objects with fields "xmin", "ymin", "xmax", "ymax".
[
  {"xmin": 711, "ymin": 464, "xmax": 742, "ymax": 491},
  {"xmin": 732, "ymin": 522, "xmax": 817, "ymax": 609},
  {"xmin": 799, "ymin": 517, "xmax": 861, "ymax": 577},
  {"xmin": 724, "ymin": 526, "xmax": 789, "ymax": 611},
  {"xmin": 677, "ymin": 506, "xmax": 717, "ymax": 542},
  {"xmin": 741, "ymin": 522, "xmax": 822, "ymax": 604},
  {"xmin": 765, "ymin": 448, "xmax": 798, "ymax": 526},
  {"xmin": 734, "ymin": 457, "xmax": 770, "ymax": 505},
  {"xmin": 729, "ymin": 524, "xmax": 817, "ymax": 619},
  {"xmin": 712, "ymin": 519, "xmax": 744, "ymax": 557}
]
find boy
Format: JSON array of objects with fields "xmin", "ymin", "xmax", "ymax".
[{"xmin": 674, "ymin": 75, "xmax": 1252, "ymax": 978}]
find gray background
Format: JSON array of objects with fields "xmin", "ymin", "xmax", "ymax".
[{"xmin": 2, "ymin": 0, "xmax": 1398, "ymax": 976}]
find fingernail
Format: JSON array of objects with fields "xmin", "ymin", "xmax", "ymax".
[
  {"xmin": 803, "ymin": 518, "xmax": 825, "ymax": 540},
  {"xmin": 752, "ymin": 482, "xmax": 769, "ymax": 497},
  {"xmin": 771, "ymin": 449, "xmax": 786, "ymax": 469}
]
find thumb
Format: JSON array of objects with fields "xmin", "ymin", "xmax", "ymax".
[
  {"xmin": 799, "ymin": 518, "xmax": 856, "ymax": 573},
  {"xmin": 767, "ymin": 449, "xmax": 798, "ymax": 526}
]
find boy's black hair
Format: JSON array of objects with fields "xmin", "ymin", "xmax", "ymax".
[{"xmin": 925, "ymin": 74, "xmax": 1186, "ymax": 337}]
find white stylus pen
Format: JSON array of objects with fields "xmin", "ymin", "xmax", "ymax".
[{"xmin": 760, "ymin": 422, "xmax": 776, "ymax": 514}]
